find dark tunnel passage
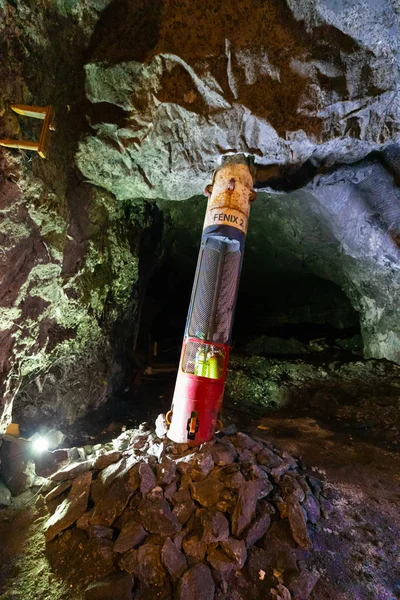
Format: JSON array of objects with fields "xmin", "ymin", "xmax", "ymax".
[{"xmin": 136, "ymin": 219, "xmax": 361, "ymax": 366}]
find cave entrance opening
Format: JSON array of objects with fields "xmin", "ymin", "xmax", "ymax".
[{"xmin": 137, "ymin": 255, "xmax": 361, "ymax": 367}]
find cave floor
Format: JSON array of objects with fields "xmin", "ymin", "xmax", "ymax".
[
  {"xmin": 1, "ymin": 377, "xmax": 400, "ymax": 600},
  {"xmin": 246, "ymin": 414, "xmax": 400, "ymax": 600}
]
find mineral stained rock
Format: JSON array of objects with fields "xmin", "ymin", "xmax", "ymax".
[
  {"xmin": 220, "ymin": 538, "xmax": 247, "ymax": 570},
  {"xmin": 176, "ymin": 563, "xmax": 215, "ymax": 600},
  {"xmin": 190, "ymin": 477, "xmax": 225, "ymax": 508},
  {"xmin": 44, "ymin": 471, "xmax": 92, "ymax": 542},
  {"xmin": 161, "ymin": 537, "xmax": 188, "ymax": 580},
  {"xmin": 78, "ymin": 0, "xmax": 400, "ymax": 202}
]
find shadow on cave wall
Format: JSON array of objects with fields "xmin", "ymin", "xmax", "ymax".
[{"xmin": 87, "ymin": 0, "xmax": 164, "ymax": 65}]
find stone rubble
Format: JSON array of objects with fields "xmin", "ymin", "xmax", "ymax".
[
  {"xmin": 40, "ymin": 418, "xmax": 330, "ymax": 599},
  {"xmin": 0, "ymin": 478, "xmax": 12, "ymax": 507}
]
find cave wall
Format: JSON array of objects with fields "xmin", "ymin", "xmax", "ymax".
[
  {"xmin": 1, "ymin": 0, "xmax": 400, "ymax": 431},
  {"xmin": 0, "ymin": 0, "xmax": 161, "ymax": 432}
]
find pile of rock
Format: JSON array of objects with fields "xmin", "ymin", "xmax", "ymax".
[{"xmin": 41, "ymin": 418, "xmax": 330, "ymax": 600}]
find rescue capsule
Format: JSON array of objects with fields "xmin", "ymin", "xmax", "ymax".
[{"xmin": 167, "ymin": 155, "xmax": 256, "ymax": 444}]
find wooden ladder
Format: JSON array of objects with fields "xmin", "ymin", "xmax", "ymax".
[{"xmin": 0, "ymin": 104, "xmax": 54, "ymax": 159}]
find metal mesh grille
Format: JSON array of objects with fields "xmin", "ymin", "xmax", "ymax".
[
  {"xmin": 213, "ymin": 247, "xmax": 241, "ymax": 343},
  {"xmin": 188, "ymin": 236, "xmax": 241, "ymax": 344},
  {"xmin": 182, "ymin": 340, "xmax": 225, "ymax": 379},
  {"xmin": 188, "ymin": 241, "xmax": 223, "ymax": 340}
]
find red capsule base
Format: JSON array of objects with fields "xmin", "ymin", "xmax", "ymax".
[{"xmin": 167, "ymin": 338, "xmax": 229, "ymax": 445}]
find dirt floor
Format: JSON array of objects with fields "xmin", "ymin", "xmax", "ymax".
[
  {"xmin": 246, "ymin": 414, "xmax": 400, "ymax": 600},
  {"xmin": 0, "ymin": 376, "xmax": 400, "ymax": 600}
]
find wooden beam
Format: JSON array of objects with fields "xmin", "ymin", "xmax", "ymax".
[
  {"xmin": 10, "ymin": 104, "xmax": 47, "ymax": 120},
  {"xmin": 0, "ymin": 139, "xmax": 40, "ymax": 151},
  {"xmin": 38, "ymin": 106, "xmax": 53, "ymax": 158}
]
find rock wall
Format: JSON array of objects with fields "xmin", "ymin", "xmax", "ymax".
[
  {"xmin": 159, "ymin": 168, "xmax": 400, "ymax": 363},
  {"xmin": 0, "ymin": 144, "xmax": 159, "ymax": 431},
  {"xmin": 0, "ymin": 1, "xmax": 162, "ymax": 431}
]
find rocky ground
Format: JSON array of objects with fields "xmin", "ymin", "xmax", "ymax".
[
  {"xmin": 226, "ymin": 353, "xmax": 400, "ymax": 450},
  {"xmin": 0, "ymin": 404, "xmax": 399, "ymax": 600}
]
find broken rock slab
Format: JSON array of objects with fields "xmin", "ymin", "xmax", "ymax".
[
  {"xmin": 287, "ymin": 496, "xmax": 312, "ymax": 551},
  {"xmin": 51, "ymin": 459, "xmax": 94, "ymax": 482},
  {"xmin": 91, "ymin": 469, "xmax": 139, "ymax": 527},
  {"xmin": 190, "ymin": 477, "xmax": 225, "ymax": 507},
  {"xmin": 45, "ymin": 480, "xmax": 72, "ymax": 504},
  {"xmin": 93, "ymin": 451, "xmax": 122, "ymax": 470},
  {"xmin": 139, "ymin": 462, "xmax": 157, "ymax": 496},
  {"xmin": 161, "ymin": 537, "xmax": 188, "ymax": 580},
  {"xmin": 182, "ymin": 535, "xmax": 207, "ymax": 562},
  {"xmin": 199, "ymin": 508, "xmax": 230, "ymax": 544},
  {"xmin": 120, "ymin": 544, "xmax": 167, "ymax": 586},
  {"xmin": 114, "ymin": 521, "xmax": 148, "ymax": 553},
  {"xmin": 172, "ymin": 489, "xmax": 196, "ymax": 525},
  {"xmin": 88, "ymin": 525, "xmax": 114, "ymax": 540},
  {"xmin": 231, "ymin": 480, "xmax": 261, "ymax": 537},
  {"xmin": 139, "ymin": 487, "xmax": 182, "ymax": 535},
  {"xmin": 44, "ymin": 471, "xmax": 92, "ymax": 542},
  {"xmin": 220, "ymin": 538, "xmax": 247, "ymax": 570},
  {"xmin": 212, "ymin": 442, "xmax": 238, "ymax": 466},
  {"xmin": 242, "ymin": 500, "xmax": 273, "ymax": 548},
  {"xmin": 176, "ymin": 563, "xmax": 215, "ymax": 600},
  {"xmin": 286, "ymin": 567, "xmax": 320, "ymax": 599},
  {"xmin": 207, "ymin": 546, "xmax": 237, "ymax": 588},
  {"xmin": 91, "ymin": 457, "xmax": 127, "ymax": 503},
  {"xmin": 34, "ymin": 449, "xmax": 70, "ymax": 478},
  {"xmin": 156, "ymin": 457, "xmax": 176, "ymax": 485},
  {"xmin": 155, "ymin": 414, "xmax": 168, "ymax": 439},
  {"xmin": 0, "ymin": 478, "xmax": 11, "ymax": 506},
  {"xmin": 0, "ymin": 436, "xmax": 37, "ymax": 496}
]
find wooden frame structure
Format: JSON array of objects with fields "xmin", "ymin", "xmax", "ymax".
[{"xmin": 0, "ymin": 104, "xmax": 54, "ymax": 159}]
